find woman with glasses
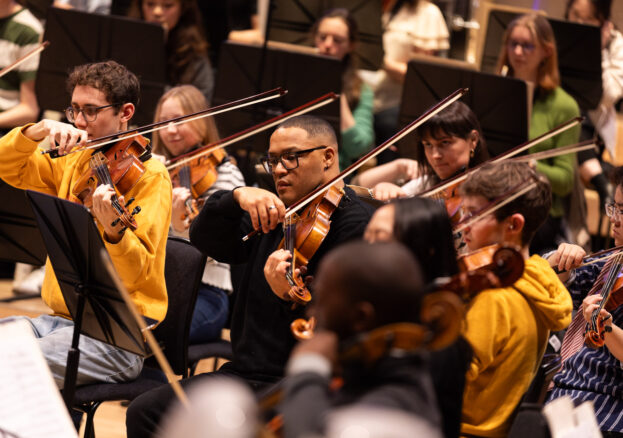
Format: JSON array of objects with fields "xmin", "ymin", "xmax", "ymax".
[
  {"xmin": 545, "ymin": 165, "xmax": 623, "ymax": 437},
  {"xmin": 496, "ymin": 13, "xmax": 581, "ymax": 254},
  {"xmin": 311, "ymin": 8, "xmax": 374, "ymax": 171},
  {"xmin": 354, "ymin": 101, "xmax": 489, "ymax": 201},
  {"xmin": 152, "ymin": 84, "xmax": 244, "ymax": 345}
]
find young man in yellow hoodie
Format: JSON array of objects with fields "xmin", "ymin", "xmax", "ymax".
[
  {"xmin": 458, "ymin": 161, "xmax": 573, "ymax": 437},
  {"xmin": 0, "ymin": 61, "xmax": 172, "ymax": 388}
]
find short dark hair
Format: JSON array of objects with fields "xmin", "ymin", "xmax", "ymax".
[
  {"xmin": 460, "ymin": 162, "xmax": 552, "ymax": 245},
  {"xmin": 611, "ymin": 165, "xmax": 623, "ymax": 189},
  {"xmin": 392, "ymin": 197, "xmax": 459, "ymax": 283},
  {"xmin": 275, "ymin": 115, "xmax": 338, "ymax": 147},
  {"xmin": 319, "ymin": 241, "xmax": 424, "ymax": 326},
  {"xmin": 66, "ymin": 61, "xmax": 140, "ymax": 111},
  {"xmin": 415, "ymin": 101, "xmax": 489, "ymax": 177}
]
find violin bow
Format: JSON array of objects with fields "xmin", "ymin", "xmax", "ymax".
[
  {"xmin": 166, "ymin": 92, "xmax": 340, "ymax": 170},
  {"xmin": 243, "ymin": 87, "xmax": 469, "ymax": 241},
  {"xmin": 453, "ymin": 179, "xmax": 539, "ymax": 233},
  {"xmin": 418, "ymin": 116, "xmax": 584, "ymax": 199},
  {"xmin": 0, "ymin": 41, "xmax": 49, "ymax": 79},
  {"xmin": 509, "ymin": 139, "xmax": 597, "ymax": 163},
  {"xmin": 42, "ymin": 87, "xmax": 288, "ymax": 157}
]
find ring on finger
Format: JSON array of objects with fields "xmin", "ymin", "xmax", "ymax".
[{"xmin": 268, "ymin": 205, "xmax": 276, "ymax": 210}]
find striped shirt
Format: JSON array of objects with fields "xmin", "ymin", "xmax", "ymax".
[
  {"xmin": 170, "ymin": 159, "xmax": 245, "ymax": 291},
  {"xmin": 547, "ymin": 258, "xmax": 623, "ymax": 432},
  {"xmin": 0, "ymin": 8, "xmax": 42, "ymax": 111}
]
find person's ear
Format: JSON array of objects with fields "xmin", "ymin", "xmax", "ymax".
[
  {"xmin": 352, "ymin": 301, "xmax": 376, "ymax": 333},
  {"xmin": 118, "ymin": 103, "xmax": 135, "ymax": 124},
  {"xmin": 506, "ymin": 213, "xmax": 525, "ymax": 236},
  {"xmin": 469, "ymin": 129, "xmax": 479, "ymax": 148},
  {"xmin": 323, "ymin": 145, "xmax": 337, "ymax": 171}
]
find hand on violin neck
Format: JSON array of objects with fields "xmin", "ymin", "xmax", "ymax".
[
  {"xmin": 582, "ymin": 295, "xmax": 612, "ymax": 327},
  {"xmin": 92, "ymin": 184, "xmax": 126, "ymax": 243},
  {"xmin": 547, "ymin": 242, "xmax": 586, "ymax": 280},
  {"xmin": 264, "ymin": 249, "xmax": 301, "ymax": 301},
  {"xmin": 171, "ymin": 187, "xmax": 193, "ymax": 232},
  {"xmin": 233, "ymin": 187, "xmax": 285, "ymax": 234},
  {"xmin": 24, "ymin": 119, "xmax": 88, "ymax": 156}
]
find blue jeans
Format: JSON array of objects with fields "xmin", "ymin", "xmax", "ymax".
[
  {"xmin": 7, "ymin": 314, "xmax": 143, "ymax": 389},
  {"xmin": 189, "ymin": 284, "xmax": 229, "ymax": 344}
]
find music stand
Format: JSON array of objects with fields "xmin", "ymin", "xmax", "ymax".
[
  {"xmin": 399, "ymin": 57, "xmax": 529, "ymax": 158},
  {"xmin": 0, "ymin": 180, "xmax": 47, "ymax": 302},
  {"xmin": 480, "ymin": 11, "xmax": 602, "ymax": 111},
  {"xmin": 25, "ymin": 190, "xmax": 156, "ymax": 410},
  {"xmin": 213, "ymin": 41, "xmax": 341, "ymax": 182},
  {"xmin": 35, "ymin": 7, "xmax": 167, "ymax": 126},
  {"xmin": 268, "ymin": 0, "xmax": 383, "ymax": 70}
]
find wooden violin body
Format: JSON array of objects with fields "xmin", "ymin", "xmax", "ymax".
[
  {"xmin": 169, "ymin": 148, "xmax": 226, "ymax": 221},
  {"xmin": 282, "ymin": 185, "xmax": 344, "ymax": 305},
  {"xmin": 585, "ymin": 254, "xmax": 623, "ymax": 348}
]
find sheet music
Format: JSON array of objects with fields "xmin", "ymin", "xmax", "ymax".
[{"xmin": 0, "ymin": 319, "xmax": 78, "ymax": 438}]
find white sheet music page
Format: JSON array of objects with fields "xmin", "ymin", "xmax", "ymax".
[{"xmin": 0, "ymin": 318, "xmax": 78, "ymax": 438}]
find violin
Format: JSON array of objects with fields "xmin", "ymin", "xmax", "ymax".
[
  {"xmin": 281, "ymin": 185, "xmax": 344, "ymax": 306},
  {"xmin": 584, "ymin": 252, "xmax": 623, "ymax": 348},
  {"xmin": 168, "ymin": 148, "xmax": 227, "ymax": 222},
  {"xmin": 71, "ymin": 134, "xmax": 147, "ymax": 231}
]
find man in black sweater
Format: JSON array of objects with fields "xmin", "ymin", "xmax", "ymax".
[
  {"xmin": 126, "ymin": 115, "xmax": 374, "ymax": 437},
  {"xmin": 280, "ymin": 241, "xmax": 443, "ymax": 438}
]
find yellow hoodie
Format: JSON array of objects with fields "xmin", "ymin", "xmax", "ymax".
[
  {"xmin": 0, "ymin": 126, "xmax": 172, "ymax": 322},
  {"xmin": 461, "ymin": 255, "xmax": 572, "ymax": 437}
]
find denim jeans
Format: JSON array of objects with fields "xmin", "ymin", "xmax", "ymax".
[
  {"xmin": 7, "ymin": 314, "xmax": 143, "ymax": 389},
  {"xmin": 189, "ymin": 284, "xmax": 229, "ymax": 344}
]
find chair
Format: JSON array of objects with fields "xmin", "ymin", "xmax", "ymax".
[{"xmin": 72, "ymin": 236, "xmax": 206, "ymax": 438}]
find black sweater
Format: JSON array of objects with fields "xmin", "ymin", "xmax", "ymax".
[{"xmin": 189, "ymin": 187, "xmax": 374, "ymax": 385}]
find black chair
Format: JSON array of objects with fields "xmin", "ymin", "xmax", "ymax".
[
  {"xmin": 186, "ymin": 262, "xmax": 245, "ymax": 376},
  {"xmin": 507, "ymin": 353, "xmax": 562, "ymax": 438},
  {"xmin": 72, "ymin": 236, "xmax": 206, "ymax": 438}
]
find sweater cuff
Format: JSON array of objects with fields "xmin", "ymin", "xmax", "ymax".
[
  {"xmin": 216, "ymin": 188, "xmax": 245, "ymax": 218},
  {"xmin": 286, "ymin": 353, "xmax": 332, "ymax": 378},
  {"xmin": 13, "ymin": 124, "xmax": 40, "ymax": 153}
]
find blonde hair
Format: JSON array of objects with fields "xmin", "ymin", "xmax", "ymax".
[
  {"xmin": 495, "ymin": 14, "xmax": 560, "ymax": 94},
  {"xmin": 152, "ymin": 85, "xmax": 220, "ymax": 159}
]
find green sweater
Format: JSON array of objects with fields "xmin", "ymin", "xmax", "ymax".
[
  {"xmin": 529, "ymin": 87, "xmax": 580, "ymax": 218},
  {"xmin": 340, "ymin": 83, "xmax": 374, "ymax": 170}
]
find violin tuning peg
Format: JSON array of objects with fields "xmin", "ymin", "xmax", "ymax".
[
  {"xmin": 118, "ymin": 226, "xmax": 127, "ymax": 235},
  {"xmin": 111, "ymin": 218, "xmax": 120, "ymax": 227},
  {"xmin": 125, "ymin": 197, "xmax": 135, "ymax": 207},
  {"xmin": 131, "ymin": 206, "xmax": 141, "ymax": 216}
]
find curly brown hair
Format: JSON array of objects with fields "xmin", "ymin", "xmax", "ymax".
[{"xmin": 66, "ymin": 60, "xmax": 140, "ymax": 111}]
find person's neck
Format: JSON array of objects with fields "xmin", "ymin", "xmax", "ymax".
[
  {"xmin": 0, "ymin": 1, "xmax": 20, "ymax": 18},
  {"xmin": 514, "ymin": 69, "xmax": 538, "ymax": 87}
]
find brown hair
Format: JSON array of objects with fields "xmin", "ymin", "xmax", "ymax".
[
  {"xmin": 67, "ymin": 61, "xmax": 140, "ymax": 111},
  {"xmin": 129, "ymin": 0, "xmax": 209, "ymax": 88},
  {"xmin": 311, "ymin": 8, "xmax": 363, "ymax": 108},
  {"xmin": 496, "ymin": 14, "xmax": 560, "ymax": 94},
  {"xmin": 460, "ymin": 161, "xmax": 552, "ymax": 245},
  {"xmin": 152, "ymin": 85, "xmax": 220, "ymax": 159}
]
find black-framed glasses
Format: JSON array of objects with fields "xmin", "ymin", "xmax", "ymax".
[
  {"xmin": 606, "ymin": 202, "xmax": 623, "ymax": 220},
  {"xmin": 65, "ymin": 103, "xmax": 119, "ymax": 123},
  {"xmin": 507, "ymin": 40, "xmax": 536, "ymax": 53},
  {"xmin": 259, "ymin": 146, "xmax": 327, "ymax": 173}
]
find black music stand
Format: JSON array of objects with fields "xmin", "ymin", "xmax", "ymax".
[
  {"xmin": 25, "ymin": 190, "xmax": 155, "ymax": 411},
  {"xmin": 35, "ymin": 7, "xmax": 167, "ymax": 126},
  {"xmin": 480, "ymin": 11, "xmax": 602, "ymax": 111},
  {"xmin": 399, "ymin": 58, "xmax": 529, "ymax": 158},
  {"xmin": 213, "ymin": 41, "xmax": 341, "ymax": 183},
  {"xmin": 0, "ymin": 180, "xmax": 47, "ymax": 301},
  {"xmin": 268, "ymin": 0, "xmax": 384, "ymax": 70}
]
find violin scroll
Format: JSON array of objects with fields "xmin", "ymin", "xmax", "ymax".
[
  {"xmin": 291, "ymin": 317, "xmax": 316, "ymax": 341},
  {"xmin": 420, "ymin": 291, "xmax": 464, "ymax": 351}
]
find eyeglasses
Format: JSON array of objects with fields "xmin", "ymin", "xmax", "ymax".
[
  {"xmin": 606, "ymin": 202, "xmax": 623, "ymax": 220},
  {"xmin": 259, "ymin": 146, "xmax": 327, "ymax": 173},
  {"xmin": 65, "ymin": 103, "xmax": 119, "ymax": 123},
  {"xmin": 507, "ymin": 40, "xmax": 536, "ymax": 53}
]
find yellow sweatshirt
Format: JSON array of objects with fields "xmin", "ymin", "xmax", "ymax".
[
  {"xmin": 461, "ymin": 255, "xmax": 572, "ymax": 438},
  {"xmin": 0, "ymin": 126, "xmax": 172, "ymax": 322}
]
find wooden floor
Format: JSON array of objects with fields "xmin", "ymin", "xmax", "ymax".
[{"xmin": 0, "ymin": 278, "xmax": 223, "ymax": 438}]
